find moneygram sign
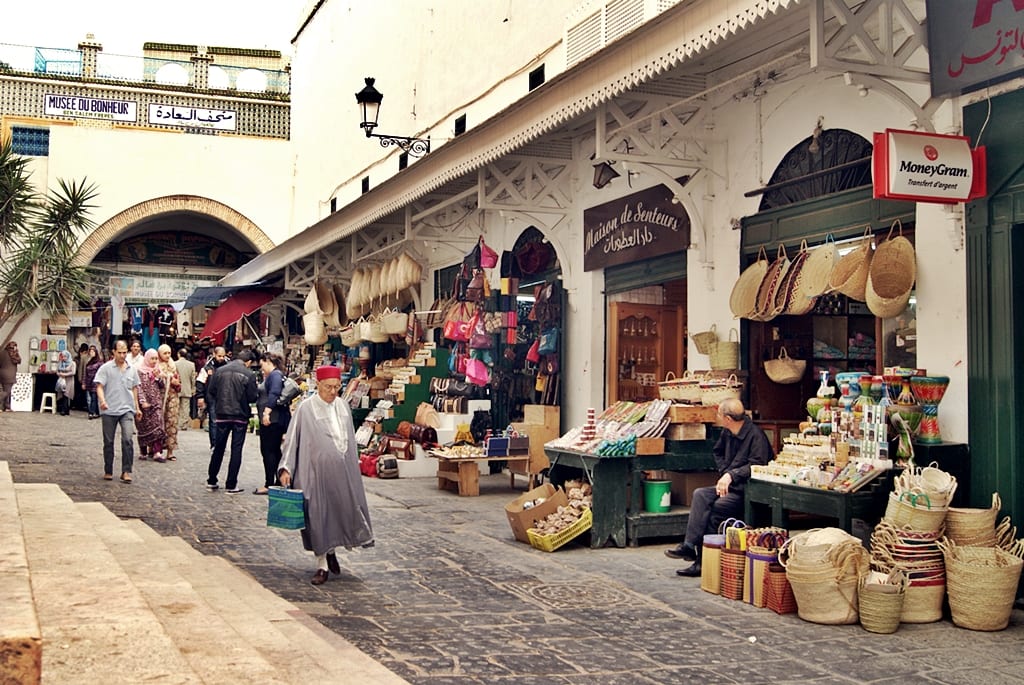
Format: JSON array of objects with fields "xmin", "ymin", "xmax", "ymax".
[
  {"xmin": 44, "ymin": 94, "xmax": 138, "ymax": 123},
  {"xmin": 872, "ymin": 129, "xmax": 986, "ymax": 203}
]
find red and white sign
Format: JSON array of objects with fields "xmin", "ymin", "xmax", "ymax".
[{"xmin": 872, "ymin": 129, "xmax": 986, "ymax": 203}]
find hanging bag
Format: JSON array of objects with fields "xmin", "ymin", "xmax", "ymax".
[
  {"xmin": 268, "ymin": 442, "xmax": 305, "ymax": 530},
  {"xmin": 478, "ymin": 236, "xmax": 499, "ymax": 269},
  {"xmin": 538, "ymin": 327, "xmax": 559, "ymax": 355}
]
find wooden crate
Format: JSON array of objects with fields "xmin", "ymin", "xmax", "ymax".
[
  {"xmin": 668, "ymin": 405, "xmax": 718, "ymax": 424},
  {"xmin": 665, "ymin": 422, "xmax": 707, "ymax": 441},
  {"xmin": 635, "ymin": 437, "xmax": 665, "ymax": 455}
]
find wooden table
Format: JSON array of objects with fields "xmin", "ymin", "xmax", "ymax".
[
  {"xmin": 546, "ymin": 436, "xmax": 718, "ymax": 548},
  {"xmin": 744, "ymin": 473, "xmax": 894, "ymax": 534},
  {"xmin": 429, "ymin": 454, "xmax": 530, "ymax": 496}
]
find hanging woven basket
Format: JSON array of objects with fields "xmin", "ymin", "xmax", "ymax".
[
  {"xmin": 730, "ymin": 247, "xmax": 769, "ymax": 319},
  {"xmin": 763, "ymin": 347, "xmax": 807, "ymax": 384},
  {"xmin": 866, "ymin": 219, "xmax": 916, "ymax": 319},
  {"xmin": 829, "ymin": 226, "xmax": 874, "ymax": 301}
]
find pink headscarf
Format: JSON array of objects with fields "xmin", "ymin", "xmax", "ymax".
[{"xmin": 139, "ymin": 348, "xmax": 159, "ymax": 376}]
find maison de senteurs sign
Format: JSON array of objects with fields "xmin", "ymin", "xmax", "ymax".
[{"xmin": 583, "ymin": 182, "xmax": 690, "ymax": 272}]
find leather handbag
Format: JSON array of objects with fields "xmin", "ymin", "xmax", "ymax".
[
  {"xmin": 415, "ymin": 401, "xmax": 441, "ymax": 428},
  {"xmin": 538, "ymin": 327, "xmax": 559, "ymax": 354},
  {"xmin": 466, "ymin": 357, "xmax": 490, "ymax": 386},
  {"xmin": 479, "ymin": 236, "xmax": 499, "ymax": 269}
]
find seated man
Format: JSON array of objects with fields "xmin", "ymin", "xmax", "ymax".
[{"xmin": 667, "ymin": 397, "xmax": 772, "ymax": 577}]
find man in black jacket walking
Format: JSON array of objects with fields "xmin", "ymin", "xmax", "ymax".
[
  {"xmin": 205, "ymin": 349, "xmax": 258, "ymax": 493},
  {"xmin": 196, "ymin": 346, "xmax": 228, "ymax": 450}
]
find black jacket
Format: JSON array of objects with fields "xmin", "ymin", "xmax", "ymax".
[
  {"xmin": 195, "ymin": 356, "xmax": 227, "ymax": 402},
  {"xmin": 713, "ymin": 417, "xmax": 773, "ymax": 494},
  {"xmin": 205, "ymin": 359, "xmax": 258, "ymax": 421}
]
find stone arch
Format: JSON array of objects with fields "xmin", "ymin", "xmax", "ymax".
[{"xmin": 74, "ymin": 194, "xmax": 275, "ymax": 267}]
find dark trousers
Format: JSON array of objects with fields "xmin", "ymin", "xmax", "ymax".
[
  {"xmin": 101, "ymin": 412, "xmax": 135, "ymax": 476},
  {"xmin": 258, "ymin": 423, "xmax": 286, "ymax": 488},
  {"xmin": 207, "ymin": 419, "xmax": 247, "ymax": 489},
  {"xmin": 684, "ymin": 486, "xmax": 745, "ymax": 556},
  {"xmin": 206, "ymin": 400, "xmax": 218, "ymax": 448}
]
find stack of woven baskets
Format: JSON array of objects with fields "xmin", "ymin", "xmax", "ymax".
[{"xmin": 779, "ymin": 528, "xmax": 869, "ymax": 625}]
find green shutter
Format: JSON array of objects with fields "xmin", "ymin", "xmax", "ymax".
[{"xmin": 604, "ymin": 252, "xmax": 686, "ymax": 294}]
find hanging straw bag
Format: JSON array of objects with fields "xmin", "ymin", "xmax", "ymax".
[
  {"xmin": 750, "ymin": 245, "xmax": 791, "ymax": 322},
  {"xmin": 866, "ymin": 219, "xmax": 916, "ymax": 319},
  {"xmin": 828, "ymin": 226, "xmax": 874, "ymax": 301},
  {"xmin": 708, "ymin": 328, "xmax": 739, "ymax": 370},
  {"xmin": 302, "ymin": 312, "xmax": 327, "ymax": 346},
  {"xmin": 730, "ymin": 247, "xmax": 769, "ymax": 319},
  {"xmin": 772, "ymin": 240, "xmax": 811, "ymax": 317},
  {"xmin": 763, "ymin": 347, "xmax": 807, "ymax": 384},
  {"xmin": 788, "ymin": 234, "xmax": 837, "ymax": 314},
  {"xmin": 381, "ymin": 308, "xmax": 409, "ymax": 335},
  {"xmin": 690, "ymin": 324, "xmax": 718, "ymax": 355},
  {"xmin": 939, "ymin": 538, "xmax": 1024, "ymax": 631}
]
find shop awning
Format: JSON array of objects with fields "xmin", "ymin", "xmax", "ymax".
[
  {"xmin": 183, "ymin": 283, "xmax": 268, "ymax": 309},
  {"xmin": 200, "ymin": 287, "xmax": 282, "ymax": 335}
]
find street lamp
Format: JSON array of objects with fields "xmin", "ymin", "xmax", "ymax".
[
  {"xmin": 355, "ymin": 77, "xmax": 431, "ymax": 157},
  {"xmin": 592, "ymin": 161, "xmax": 620, "ymax": 189}
]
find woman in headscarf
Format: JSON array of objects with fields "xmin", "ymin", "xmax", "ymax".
[
  {"xmin": 136, "ymin": 348, "xmax": 167, "ymax": 461},
  {"xmin": 55, "ymin": 349, "xmax": 77, "ymax": 416},
  {"xmin": 84, "ymin": 345, "xmax": 103, "ymax": 419},
  {"xmin": 157, "ymin": 344, "xmax": 182, "ymax": 461}
]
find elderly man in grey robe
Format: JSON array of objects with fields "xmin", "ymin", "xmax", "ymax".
[{"xmin": 278, "ymin": 364, "xmax": 373, "ymax": 585}]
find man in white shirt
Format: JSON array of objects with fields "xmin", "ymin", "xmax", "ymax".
[{"xmin": 126, "ymin": 338, "xmax": 145, "ymax": 369}]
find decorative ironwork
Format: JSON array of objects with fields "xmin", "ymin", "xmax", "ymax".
[
  {"xmin": 371, "ymin": 133, "xmax": 430, "ymax": 156},
  {"xmin": 759, "ymin": 128, "xmax": 872, "ymax": 211}
]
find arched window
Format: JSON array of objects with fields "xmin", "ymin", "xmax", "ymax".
[
  {"xmin": 236, "ymin": 68, "xmax": 267, "ymax": 93},
  {"xmin": 154, "ymin": 62, "xmax": 189, "ymax": 86},
  {"xmin": 759, "ymin": 129, "xmax": 873, "ymax": 211}
]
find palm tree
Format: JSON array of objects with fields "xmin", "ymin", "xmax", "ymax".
[{"xmin": 0, "ymin": 139, "xmax": 98, "ymax": 341}]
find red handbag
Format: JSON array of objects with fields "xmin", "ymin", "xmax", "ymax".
[
  {"xmin": 443, "ymin": 318, "xmax": 470, "ymax": 342},
  {"xmin": 479, "ymin": 236, "xmax": 498, "ymax": 269},
  {"xmin": 526, "ymin": 339, "xmax": 541, "ymax": 363}
]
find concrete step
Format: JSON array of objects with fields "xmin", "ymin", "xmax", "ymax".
[
  {"xmin": 76, "ymin": 503, "xmax": 291, "ymax": 684},
  {"xmin": 13, "ymin": 482, "xmax": 202, "ymax": 684},
  {"xmin": 0, "ymin": 461, "xmax": 42, "ymax": 685},
  {"xmin": 121, "ymin": 519, "xmax": 407, "ymax": 684}
]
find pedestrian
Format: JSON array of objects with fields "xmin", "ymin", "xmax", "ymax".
[
  {"xmin": 94, "ymin": 339, "xmax": 141, "ymax": 483},
  {"xmin": 157, "ymin": 344, "xmax": 181, "ymax": 461},
  {"xmin": 254, "ymin": 351, "xmax": 291, "ymax": 495},
  {"xmin": 84, "ymin": 346, "xmax": 103, "ymax": 418},
  {"xmin": 126, "ymin": 338, "xmax": 145, "ymax": 369},
  {"xmin": 667, "ymin": 398, "xmax": 772, "ymax": 577},
  {"xmin": 174, "ymin": 347, "xmax": 197, "ymax": 431},
  {"xmin": 196, "ymin": 346, "xmax": 228, "ymax": 450},
  {"xmin": 278, "ymin": 365, "xmax": 374, "ymax": 586},
  {"xmin": 0, "ymin": 341, "xmax": 21, "ymax": 412},
  {"xmin": 136, "ymin": 348, "xmax": 167, "ymax": 462},
  {"xmin": 54, "ymin": 349, "xmax": 77, "ymax": 416},
  {"xmin": 205, "ymin": 349, "xmax": 257, "ymax": 493},
  {"xmin": 75, "ymin": 342, "xmax": 91, "ymax": 411}
]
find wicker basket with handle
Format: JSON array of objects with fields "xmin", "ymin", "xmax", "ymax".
[{"xmin": 763, "ymin": 347, "xmax": 807, "ymax": 385}]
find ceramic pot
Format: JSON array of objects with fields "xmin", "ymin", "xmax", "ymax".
[
  {"xmin": 909, "ymin": 376, "xmax": 950, "ymax": 444},
  {"xmin": 806, "ymin": 397, "xmax": 831, "ymax": 422}
]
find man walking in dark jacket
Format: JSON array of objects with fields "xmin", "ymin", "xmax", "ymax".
[
  {"xmin": 196, "ymin": 346, "xmax": 227, "ymax": 449},
  {"xmin": 205, "ymin": 349, "xmax": 258, "ymax": 493}
]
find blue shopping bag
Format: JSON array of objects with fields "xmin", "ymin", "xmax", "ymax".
[{"xmin": 267, "ymin": 486, "xmax": 306, "ymax": 530}]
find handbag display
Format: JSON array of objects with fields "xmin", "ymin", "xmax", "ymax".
[
  {"xmin": 479, "ymin": 236, "xmax": 499, "ymax": 269},
  {"xmin": 466, "ymin": 357, "xmax": 490, "ymax": 386},
  {"xmin": 267, "ymin": 486, "xmax": 306, "ymax": 530},
  {"xmin": 538, "ymin": 327, "xmax": 559, "ymax": 354}
]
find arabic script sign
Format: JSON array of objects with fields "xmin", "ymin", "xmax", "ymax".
[
  {"xmin": 44, "ymin": 94, "xmax": 137, "ymax": 122},
  {"xmin": 872, "ymin": 129, "xmax": 986, "ymax": 203},
  {"xmin": 928, "ymin": 0, "xmax": 1024, "ymax": 97},
  {"xmin": 583, "ymin": 182, "xmax": 689, "ymax": 272},
  {"xmin": 147, "ymin": 104, "xmax": 237, "ymax": 131}
]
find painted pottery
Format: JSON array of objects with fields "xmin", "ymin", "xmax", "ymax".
[{"xmin": 909, "ymin": 375, "xmax": 950, "ymax": 445}]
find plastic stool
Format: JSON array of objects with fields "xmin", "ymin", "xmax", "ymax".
[{"xmin": 39, "ymin": 392, "xmax": 58, "ymax": 414}]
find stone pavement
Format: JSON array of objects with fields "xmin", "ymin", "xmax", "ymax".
[{"xmin": 2, "ymin": 409, "xmax": 1023, "ymax": 684}]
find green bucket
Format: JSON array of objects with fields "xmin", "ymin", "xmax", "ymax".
[{"xmin": 643, "ymin": 480, "xmax": 672, "ymax": 513}]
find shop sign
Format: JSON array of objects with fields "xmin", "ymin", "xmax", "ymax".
[
  {"xmin": 147, "ymin": 104, "xmax": 237, "ymax": 131},
  {"xmin": 927, "ymin": 0, "xmax": 1024, "ymax": 97},
  {"xmin": 583, "ymin": 182, "xmax": 690, "ymax": 272},
  {"xmin": 108, "ymin": 275, "xmax": 218, "ymax": 302},
  {"xmin": 872, "ymin": 129, "xmax": 987, "ymax": 203},
  {"xmin": 44, "ymin": 94, "xmax": 137, "ymax": 122}
]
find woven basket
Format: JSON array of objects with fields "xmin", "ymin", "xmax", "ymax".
[
  {"xmin": 730, "ymin": 247, "xmax": 769, "ymax": 319},
  {"xmin": 772, "ymin": 240, "xmax": 811, "ymax": 317},
  {"xmin": 828, "ymin": 226, "xmax": 874, "ymax": 301},
  {"xmin": 763, "ymin": 563, "xmax": 797, "ymax": 614},
  {"xmin": 789, "ymin": 234, "xmax": 837, "ymax": 313},
  {"xmin": 690, "ymin": 324, "xmax": 718, "ymax": 355},
  {"xmin": 701, "ymin": 539, "xmax": 723, "ymax": 595},
  {"xmin": 708, "ymin": 328, "xmax": 739, "ymax": 370},
  {"xmin": 750, "ymin": 244, "xmax": 791, "ymax": 322},
  {"xmin": 302, "ymin": 311, "xmax": 327, "ymax": 346},
  {"xmin": 866, "ymin": 219, "xmax": 916, "ymax": 318},
  {"xmin": 658, "ymin": 370, "xmax": 703, "ymax": 402},
  {"xmin": 883, "ymin": 491, "xmax": 947, "ymax": 533},
  {"xmin": 900, "ymin": 582, "xmax": 945, "ymax": 623},
  {"xmin": 719, "ymin": 548, "xmax": 747, "ymax": 600},
  {"xmin": 858, "ymin": 571, "xmax": 907, "ymax": 634},
  {"xmin": 700, "ymin": 373, "xmax": 742, "ymax": 407},
  {"xmin": 940, "ymin": 539, "xmax": 1024, "ymax": 631},
  {"xmin": 945, "ymin": 492, "xmax": 1001, "ymax": 547},
  {"xmin": 764, "ymin": 347, "xmax": 807, "ymax": 385}
]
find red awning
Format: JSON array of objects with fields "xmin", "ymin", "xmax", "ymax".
[{"xmin": 201, "ymin": 288, "xmax": 282, "ymax": 335}]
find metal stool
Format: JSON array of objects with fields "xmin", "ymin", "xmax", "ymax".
[{"xmin": 39, "ymin": 392, "xmax": 58, "ymax": 414}]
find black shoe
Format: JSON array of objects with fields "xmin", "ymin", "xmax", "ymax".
[
  {"xmin": 326, "ymin": 551, "xmax": 341, "ymax": 575},
  {"xmin": 676, "ymin": 562, "xmax": 702, "ymax": 577},
  {"xmin": 664, "ymin": 543, "xmax": 697, "ymax": 561}
]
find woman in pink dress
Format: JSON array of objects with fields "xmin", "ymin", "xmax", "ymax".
[
  {"xmin": 157, "ymin": 344, "xmax": 181, "ymax": 461},
  {"xmin": 136, "ymin": 349, "xmax": 167, "ymax": 461}
]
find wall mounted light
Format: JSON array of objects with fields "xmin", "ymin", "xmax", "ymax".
[
  {"xmin": 592, "ymin": 161, "xmax": 620, "ymax": 189},
  {"xmin": 355, "ymin": 77, "xmax": 431, "ymax": 157}
]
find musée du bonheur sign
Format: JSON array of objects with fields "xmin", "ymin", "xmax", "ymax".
[
  {"xmin": 583, "ymin": 181, "xmax": 690, "ymax": 271},
  {"xmin": 872, "ymin": 129, "xmax": 987, "ymax": 203}
]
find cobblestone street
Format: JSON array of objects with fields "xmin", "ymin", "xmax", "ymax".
[{"xmin": 4, "ymin": 409, "xmax": 1024, "ymax": 684}]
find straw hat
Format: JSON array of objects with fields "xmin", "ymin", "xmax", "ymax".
[
  {"xmin": 866, "ymin": 220, "xmax": 916, "ymax": 318},
  {"xmin": 829, "ymin": 227, "xmax": 874, "ymax": 301},
  {"xmin": 730, "ymin": 246, "xmax": 769, "ymax": 319},
  {"xmin": 317, "ymin": 279, "xmax": 340, "ymax": 328},
  {"xmin": 773, "ymin": 240, "xmax": 811, "ymax": 317},
  {"xmin": 400, "ymin": 253, "xmax": 422, "ymax": 288},
  {"xmin": 788, "ymin": 235, "xmax": 838, "ymax": 314}
]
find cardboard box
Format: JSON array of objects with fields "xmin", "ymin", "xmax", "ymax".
[
  {"xmin": 505, "ymin": 483, "xmax": 569, "ymax": 543},
  {"xmin": 635, "ymin": 437, "xmax": 665, "ymax": 455},
  {"xmin": 668, "ymin": 471, "xmax": 720, "ymax": 506},
  {"xmin": 524, "ymin": 404, "xmax": 560, "ymax": 427},
  {"xmin": 665, "ymin": 422, "xmax": 707, "ymax": 441}
]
